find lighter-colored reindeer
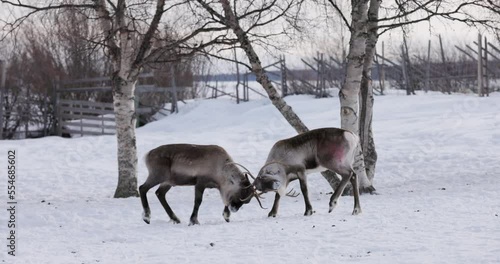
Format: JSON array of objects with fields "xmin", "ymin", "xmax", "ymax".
[{"xmin": 253, "ymin": 128, "xmax": 362, "ymax": 217}]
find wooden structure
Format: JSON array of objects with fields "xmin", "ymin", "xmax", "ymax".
[
  {"xmin": 55, "ymin": 73, "xmax": 184, "ymax": 137},
  {"xmin": 0, "ymin": 60, "xmax": 55, "ymax": 139},
  {"xmin": 373, "ymin": 34, "xmax": 500, "ymax": 95}
]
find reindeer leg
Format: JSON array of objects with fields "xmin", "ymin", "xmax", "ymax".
[
  {"xmin": 189, "ymin": 185, "xmax": 205, "ymax": 225},
  {"xmin": 298, "ymin": 177, "xmax": 313, "ymax": 216},
  {"xmin": 268, "ymin": 193, "xmax": 281, "ymax": 217},
  {"xmin": 139, "ymin": 184, "xmax": 153, "ymax": 224},
  {"xmin": 155, "ymin": 183, "xmax": 181, "ymax": 224},
  {"xmin": 223, "ymin": 206, "xmax": 231, "ymax": 222},
  {"xmin": 329, "ymin": 172, "xmax": 352, "ymax": 213},
  {"xmin": 350, "ymin": 173, "xmax": 362, "ymax": 215},
  {"xmin": 139, "ymin": 177, "xmax": 161, "ymax": 224}
]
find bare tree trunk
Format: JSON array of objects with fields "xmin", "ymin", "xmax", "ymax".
[
  {"xmin": 214, "ymin": 0, "xmax": 349, "ymax": 189},
  {"xmin": 93, "ymin": 0, "xmax": 140, "ymax": 198},
  {"xmin": 218, "ymin": 0, "xmax": 308, "ymax": 134},
  {"xmin": 339, "ymin": 0, "xmax": 372, "ymax": 190},
  {"xmin": 95, "ymin": 0, "xmax": 164, "ymax": 198},
  {"xmin": 359, "ymin": 0, "xmax": 380, "ymax": 190},
  {"xmin": 112, "ymin": 76, "xmax": 139, "ymax": 197}
]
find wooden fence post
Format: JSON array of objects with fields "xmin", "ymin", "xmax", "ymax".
[
  {"xmin": 320, "ymin": 53, "xmax": 326, "ymax": 97},
  {"xmin": 381, "ymin": 41, "xmax": 385, "ymax": 94},
  {"xmin": 425, "ymin": 39, "xmax": 431, "ymax": 93},
  {"xmin": 170, "ymin": 65, "xmax": 178, "ymax": 113},
  {"xmin": 484, "ymin": 36, "xmax": 489, "ymax": 97},
  {"xmin": 0, "ymin": 60, "xmax": 6, "ymax": 140},
  {"xmin": 214, "ymin": 80, "xmax": 218, "ymax": 99},
  {"xmin": 281, "ymin": 55, "xmax": 288, "ymax": 97},
  {"xmin": 439, "ymin": 35, "xmax": 452, "ymax": 94},
  {"xmin": 316, "ymin": 51, "xmax": 320, "ymax": 96},
  {"xmin": 477, "ymin": 33, "xmax": 484, "ymax": 97},
  {"xmin": 235, "ymin": 49, "xmax": 240, "ymax": 104},
  {"xmin": 243, "ymin": 75, "xmax": 248, "ymax": 101},
  {"xmin": 401, "ymin": 44, "xmax": 410, "ymax": 95},
  {"xmin": 43, "ymin": 99, "xmax": 48, "ymax": 137},
  {"xmin": 55, "ymin": 76, "xmax": 62, "ymax": 136},
  {"xmin": 51, "ymin": 76, "xmax": 58, "ymax": 136},
  {"xmin": 25, "ymin": 85, "xmax": 30, "ymax": 138},
  {"xmin": 403, "ymin": 36, "xmax": 416, "ymax": 95}
]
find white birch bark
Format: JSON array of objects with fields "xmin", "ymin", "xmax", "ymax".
[
  {"xmin": 212, "ymin": 0, "xmax": 349, "ymax": 189},
  {"xmin": 359, "ymin": 0, "xmax": 380, "ymax": 188},
  {"xmin": 94, "ymin": 0, "xmax": 165, "ymax": 197},
  {"xmin": 218, "ymin": 0, "xmax": 308, "ymax": 134},
  {"xmin": 96, "ymin": 0, "xmax": 140, "ymax": 198},
  {"xmin": 112, "ymin": 78, "xmax": 139, "ymax": 197},
  {"xmin": 339, "ymin": 0, "xmax": 372, "ymax": 189}
]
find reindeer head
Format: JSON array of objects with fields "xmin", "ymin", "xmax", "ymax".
[
  {"xmin": 253, "ymin": 162, "xmax": 287, "ymax": 195},
  {"xmin": 228, "ymin": 163, "xmax": 266, "ymax": 211},
  {"xmin": 227, "ymin": 175, "xmax": 253, "ymax": 212}
]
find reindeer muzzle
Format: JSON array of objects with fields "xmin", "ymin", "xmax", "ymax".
[
  {"xmin": 229, "ymin": 205, "xmax": 239, "ymax": 213},
  {"xmin": 254, "ymin": 177, "xmax": 281, "ymax": 193}
]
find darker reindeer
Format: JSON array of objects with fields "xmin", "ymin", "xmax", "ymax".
[
  {"xmin": 139, "ymin": 144, "xmax": 264, "ymax": 225},
  {"xmin": 253, "ymin": 128, "xmax": 362, "ymax": 217}
]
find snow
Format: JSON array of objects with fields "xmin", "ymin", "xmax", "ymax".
[{"xmin": 1, "ymin": 90, "xmax": 499, "ymax": 263}]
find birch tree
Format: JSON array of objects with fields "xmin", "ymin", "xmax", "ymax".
[
  {"xmin": 324, "ymin": 0, "xmax": 497, "ymax": 191},
  {"xmin": 195, "ymin": 0, "xmax": 309, "ymax": 133},
  {"xmin": 358, "ymin": 0, "xmax": 379, "ymax": 186},
  {"xmin": 1, "ymin": 0, "xmax": 230, "ymax": 198},
  {"xmin": 194, "ymin": 0, "xmax": 375, "ymax": 192},
  {"xmin": 338, "ymin": 0, "xmax": 373, "ymax": 191}
]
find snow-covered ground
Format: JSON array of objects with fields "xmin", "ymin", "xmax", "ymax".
[{"xmin": 1, "ymin": 90, "xmax": 499, "ymax": 263}]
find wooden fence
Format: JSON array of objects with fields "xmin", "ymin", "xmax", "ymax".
[
  {"xmin": 58, "ymin": 99, "xmax": 116, "ymax": 136},
  {"xmin": 57, "ymin": 99, "xmax": 154, "ymax": 136},
  {"xmin": 55, "ymin": 73, "xmax": 182, "ymax": 137}
]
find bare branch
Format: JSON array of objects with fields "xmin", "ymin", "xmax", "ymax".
[
  {"xmin": 132, "ymin": 0, "xmax": 166, "ymax": 69},
  {"xmin": 0, "ymin": 1, "xmax": 96, "ymax": 10},
  {"xmin": 92, "ymin": 0, "xmax": 119, "ymax": 61},
  {"xmin": 326, "ymin": 0, "xmax": 352, "ymax": 31}
]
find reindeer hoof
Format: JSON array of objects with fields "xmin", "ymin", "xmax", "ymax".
[
  {"xmin": 360, "ymin": 186, "xmax": 376, "ymax": 194},
  {"xmin": 268, "ymin": 211, "xmax": 277, "ymax": 217},
  {"xmin": 223, "ymin": 210, "xmax": 231, "ymax": 222},
  {"xmin": 142, "ymin": 212, "xmax": 151, "ymax": 224},
  {"xmin": 329, "ymin": 202, "xmax": 337, "ymax": 213},
  {"xmin": 352, "ymin": 208, "xmax": 362, "ymax": 215},
  {"xmin": 170, "ymin": 218, "xmax": 181, "ymax": 224},
  {"xmin": 189, "ymin": 219, "xmax": 200, "ymax": 226},
  {"xmin": 304, "ymin": 209, "xmax": 313, "ymax": 216}
]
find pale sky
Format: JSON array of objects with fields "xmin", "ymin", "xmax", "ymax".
[{"xmin": 0, "ymin": 1, "xmax": 497, "ymax": 74}]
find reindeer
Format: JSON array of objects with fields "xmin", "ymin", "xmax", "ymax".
[
  {"xmin": 252, "ymin": 128, "xmax": 362, "ymax": 217},
  {"xmin": 139, "ymin": 144, "xmax": 263, "ymax": 225}
]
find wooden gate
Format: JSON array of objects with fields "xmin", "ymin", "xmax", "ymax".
[{"xmin": 55, "ymin": 74, "xmax": 179, "ymax": 137}]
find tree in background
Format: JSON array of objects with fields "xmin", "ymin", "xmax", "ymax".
[
  {"xmin": 324, "ymin": 0, "xmax": 499, "ymax": 192},
  {"xmin": 191, "ymin": 0, "xmax": 312, "ymax": 135},
  {"xmin": 1, "ymin": 0, "xmax": 231, "ymax": 198}
]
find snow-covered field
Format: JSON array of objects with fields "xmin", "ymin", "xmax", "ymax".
[{"xmin": 1, "ymin": 90, "xmax": 499, "ymax": 263}]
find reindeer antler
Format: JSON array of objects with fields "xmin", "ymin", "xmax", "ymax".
[
  {"xmin": 228, "ymin": 162, "xmax": 256, "ymax": 180},
  {"xmin": 286, "ymin": 189, "xmax": 300, "ymax": 197},
  {"xmin": 253, "ymin": 189, "xmax": 267, "ymax": 209},
  {"xmin": 240, "ymin": 186, "xmax": 267, "ymax": 209}
]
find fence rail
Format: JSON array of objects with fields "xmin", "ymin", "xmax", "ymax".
[{"xmin": 55, "ymin": 74, "xmax": 177, "ymax": 137}]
